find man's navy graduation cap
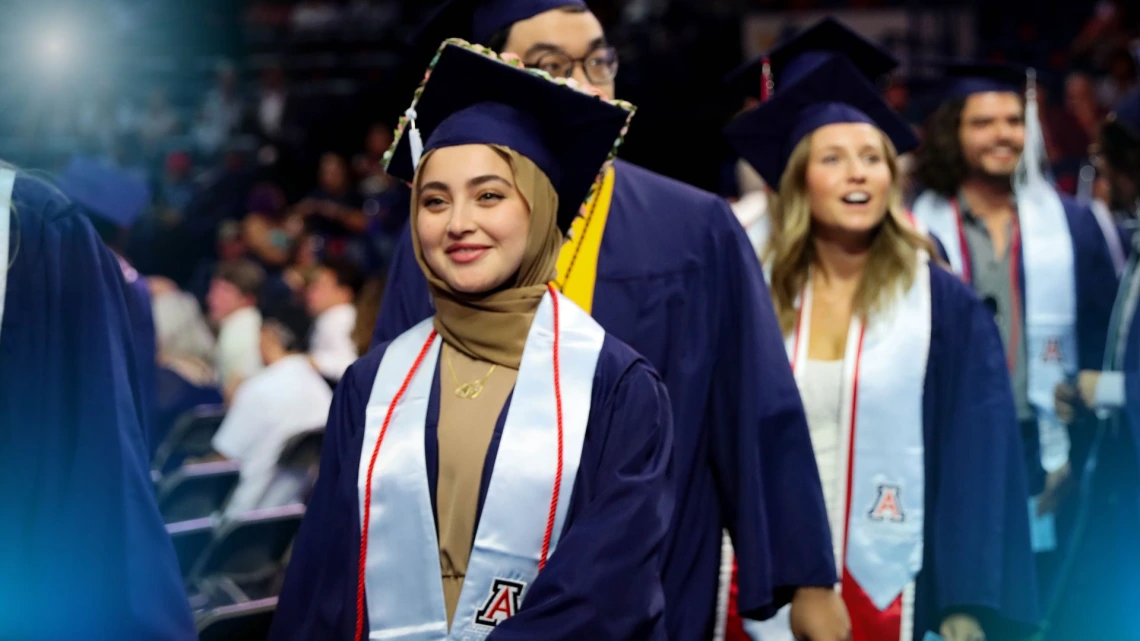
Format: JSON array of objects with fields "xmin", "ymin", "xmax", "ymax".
[
  {"xmin": 935, "ymin": 59, "xmax": 1028, "ymax": 100},
  {"xmin": 416, "ymin": 0, "xmax": 588, "ymax": 48},
  {"xmin": 54, "ymin": 156, "xmax": 151, "ymax": 228},
  {"xmin": 384, "ymin": 40, "xmax": 634, "ymax": 234},
  {"xmin": 726, "ymin": 17, "xmax": 898, "ymax": 99},
  {"xmin": 724, "ymin": 55, "xmax": 917, "ymax": 188}
]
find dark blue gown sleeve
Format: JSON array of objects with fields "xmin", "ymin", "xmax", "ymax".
[
  {"xmin": 371, "ymin": 221, "xmax": 433, "ymax": 348},
  {"xmin": 269, "ymin": 355, "xmax": 370, "ymax": 641},
  {"xmin": 707, "ymin": 209, "xmax": 837, "ymax": 619},
  {"xmin": 932, "ymin": 284, "xmax": 1039, "ymax": 638},
  {"xmin": 0, "ymin": 187, "xmax": 194, "ymax": 639},
  {"xmin": 490, "ymin": 359, "xmax": 674, "ymax": 641},
  {"xmin": 125, "ymin": 274, "xmax": 160, "ymax": 456}
]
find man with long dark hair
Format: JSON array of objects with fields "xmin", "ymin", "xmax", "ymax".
[{"xmin": 911, "ymin": 61, "xmax": 1122, "ymax": 608}]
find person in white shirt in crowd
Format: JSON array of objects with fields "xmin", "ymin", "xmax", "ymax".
[
  {"xmin": 207, "ymin": 258, "xmax": 266, "ymax": 402},
  {"xmin": 305, "ymin": 256, "xmax": 364, "ymax": 382},
  {"xmin": 210, "ymin": 301, "xmax": 334, "ymax": 516}
]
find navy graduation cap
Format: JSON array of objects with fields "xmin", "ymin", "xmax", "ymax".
[
  {"xmin": 417, "ymin": 0, "xmax": 587, "ymax": 48},
  {"xmin": 727, "ymin": 17, "xmax": 898, "ymax": 100},
  {"xmin": 54, "ymin": 155, "xmax": 151, "ymax": 228},
  {"xmin": 724, "ymin": 55, "xmax": 917, "ymax": 189},
  {"xmin": 936, "ymin": 59, "xmax": 1028, "ymax": 100},
  {"xmin": 384, "ymin": 39, "xmax": 634, "ymax": 234}
]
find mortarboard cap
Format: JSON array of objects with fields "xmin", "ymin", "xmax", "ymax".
[
  {"xmin": 416, "ymin": 0, "xmax": 588, "ymax": 48},
  {"xmin": 727, "ymin": 17, "xmax": 898, "ymax": 100},
  {"xmin": 55, "ymin": 156, "xmax": 150, "ymax": 228},
  {"xmin": 724, "ymin": 55, "xmax": 917, "ymax": 188},
  {"xmin": 384, "ymin": 40, "xmax": 634, "ymax": 234},
  {"xmin": 936, "ymin": 59, "xmax": 1028, "ymax": 100}
]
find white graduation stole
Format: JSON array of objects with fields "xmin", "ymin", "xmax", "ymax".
[
  {"xmin": 358, "ymin": 289, "xmax": 604, "ymax": 640},
  {"xmin": 912, "ymin": 189, "xmax": 1075, "ymax": 473},
  {"xmin": 786, "ymin": 263, "xmax": 929, "ymax": 618},
  {"xmin": 0, "ymin": 168, "xmax": 15, "ymax": 344}
]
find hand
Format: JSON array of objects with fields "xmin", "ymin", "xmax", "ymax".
[
  {"xmin": 1077, "ymin": 370, "xmax": 1101, "ymax": 408},
  {"xmin": 1035, "ymin": 460, "xmax": 1072, "ymax": 516},
  {"xmin": 940, "ymin": 612, "xmax": 984, "ymax": 641},
  {"xmin": 789, "ymin": 587, "xmax": 851, "ymax": 641},
  {"xmin": 1054, "ymin": 382, "xmax": 1081, "ymax": 424}
]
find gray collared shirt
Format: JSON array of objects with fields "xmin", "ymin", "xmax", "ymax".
[{"xmin": 957, "ymin": 193, "xmax": 1032, "ymax": 421}]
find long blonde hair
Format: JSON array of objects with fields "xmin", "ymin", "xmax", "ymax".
[{"xmin": 763, "ymin": 130, "xmax": 936, "ymax": 335}]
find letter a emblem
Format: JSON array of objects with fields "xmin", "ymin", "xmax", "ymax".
[
  {"xmin": 475, "ymin": 578, "xmax": 526, "ymax": 627},
  {"xmin": 868, "ymin": 484, "xmax": 905, "ymax": 522}
]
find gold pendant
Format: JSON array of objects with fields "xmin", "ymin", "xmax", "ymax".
[{"xmin": 455, "ymin": 381, "xmax": 484, "ymax": 400}]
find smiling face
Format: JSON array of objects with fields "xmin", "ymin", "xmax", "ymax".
[
  {"xmin": 415, "ymin": 145, "xmax": 532, "ymax": 294},
  {"xmin": 504, "ymin": 7, "xmax": 616, "ymax": 99},
  {"xmin": 803, "ymin": 122, "xmax": 894, "ymax": 240},
  {"xmin": 958, "ymin": 91, "xmax": 1025, "ymax": 181}
]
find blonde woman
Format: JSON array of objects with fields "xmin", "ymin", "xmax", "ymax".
[
  {"xmin": 271, "ymin": 41, "xmax": 673, "ymax": 641},
  {"xmin": 722, "ymin": 56, "xmax": 1038, "ymax": 641}
]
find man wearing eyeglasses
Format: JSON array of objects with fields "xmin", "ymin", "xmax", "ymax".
[{"xmin": 366, "ymin": 2, "xmax": 846, "ymax": 641}]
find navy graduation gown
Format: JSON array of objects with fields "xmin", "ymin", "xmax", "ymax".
[
  {"xmin": 0, "ymin": 176, "xmax": 194, "ymax": 638},
  {"xmin": 270, "ymin": 333, "xmax": 674, "ymax": 640},
  {"xmin": 120, "ymin": 258, "xmax": 161, "ymax": 457},
  {"xmin": 913, "ymin": 265, "xmax": 1039, "ymax": 639},
  {"xmin": 372, "ymin": 159, "xmax": 835, "ymax": 639}
]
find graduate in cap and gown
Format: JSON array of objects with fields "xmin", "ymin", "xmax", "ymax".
[
  {"xmin": 0, "ymin": 169, "xmax": 195, "ymax": 637},
  {"xmin": 55, "ymin": 156, "xmax": 161, "ymax": 456},
  {"xmin": 722, "ymin": 55, "xmax": 1039, "ymax": 641},
  {"xmin": 909, "ymin": 61, "xmax": 1123, "ymax": 597},
  {"xmin": 270, "ymin": 40, "xmax": 674, "ymax": 640},
  {"xmin": 373, "ymin": 3, "xmax": 843, "ymax": 639},
  {"xmin": 1049, "ymin": 88, "xmax": 1140, "ymax": 640}
]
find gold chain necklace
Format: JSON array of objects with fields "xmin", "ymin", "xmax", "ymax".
[{"xmin": 447, "ymin": 354, "xmax": 497, "ymax": 400}]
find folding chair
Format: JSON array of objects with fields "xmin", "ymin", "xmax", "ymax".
[
  {"xmin": 167, "ymin": 516, "xmax": 215, "ymax": 581},
  {"xmin": 158, "ymin": 460, "xmax": 241, "ymax": 523},
  {"xmin": 191, "ymin": 504, "xmax": 305, "ymax": 600},
  {"xmin": 196, "ymin": 596, "xmax": 278, "ymax": 641},
  {"xmin": 259, "ymin": 427, "xmax": 325, "ymax": 507},
  {"xmin": 152, "ymin": 404, "xmax": 227, "ymax": 475}
]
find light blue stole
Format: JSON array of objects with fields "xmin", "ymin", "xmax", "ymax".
[
  {"xmin": 912, "ymin": 188, "xmax": 1076, "ymax": 474},
  {"xmin": 358, "ymin": 289, "xmax": 604, "ymax": 640}
]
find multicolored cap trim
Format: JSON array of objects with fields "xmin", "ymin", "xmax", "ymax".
[{"xmin": 383, "ymin": 38, "xmax": 636, "ymax": 234}]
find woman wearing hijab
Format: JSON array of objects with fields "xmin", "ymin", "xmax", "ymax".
[
  {"xmin": 721, "ymin": 55, "xmax": 1039, "ymax": 641},
  {"xmin": 270, "ymin": 41, "xmax": 672, "ymax": 641}
]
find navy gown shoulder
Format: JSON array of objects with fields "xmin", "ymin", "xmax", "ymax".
[{"xmin": 0, "ymin": 174, "xmax": 195, "ymax": 639}]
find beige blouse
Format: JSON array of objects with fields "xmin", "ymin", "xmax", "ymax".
[{"xmin": 436, "ymin": 343, "xmax": 518, "ymax": 628}]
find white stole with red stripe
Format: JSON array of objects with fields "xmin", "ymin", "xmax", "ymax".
[
  {"xmin": 912, "ymin": 189, "xmax": 1075, "ymax": 473},
  {"xmin": 788, "ymin": 262, "xmax": 930, "ymax": 608},
  {"xmin": 742, "ymin": 259, "xmax": 931, "ymax": 641},
  {"xmin": 358, "ymin": 290, "xmax": 604, "ymax": 640}
]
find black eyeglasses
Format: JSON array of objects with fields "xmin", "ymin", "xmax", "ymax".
[{"xmin": 526, "ymin": 46, "xmax": 619, "ymax": 85}]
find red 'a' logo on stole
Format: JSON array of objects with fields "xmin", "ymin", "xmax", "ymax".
[
  {"xmin": 1042, "ymin": 338, "xmax": 1064, "ymax": 363},
  {"xmin": 867, "ymin": 484, "xmax": 905, "ymax": 522},
  {"xmin": 474, "ymin": 579, "xmax": 526, "ymax": 627}
]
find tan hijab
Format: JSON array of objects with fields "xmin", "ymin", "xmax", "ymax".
[{"xmin": 410, "ymin": 145, "xmax": 563, "ymax": 368}]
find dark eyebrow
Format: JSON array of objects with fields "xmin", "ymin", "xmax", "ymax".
[
  {"xmin": 523, "ymin": 37, "xmax": 609, "ymax": 59},
  {"xmin": 469, "ymin": 175, "xmax": 513, "ymax": 189},
  {"xmin": 419, "ymin": 180, "xmax": 449, "ymax": 193}
]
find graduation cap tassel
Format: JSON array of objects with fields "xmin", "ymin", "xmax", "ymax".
[
  {"xmin": 1016, "ymin": 68, "xmax": 1050, "ymax": 191},
  {"xmin": 760, "ymin": 56, "xmax": 774, "ymax": 101},
  {"xmin": 406, "ymin": 107, "xmax": 424, "ymax": 168}
]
